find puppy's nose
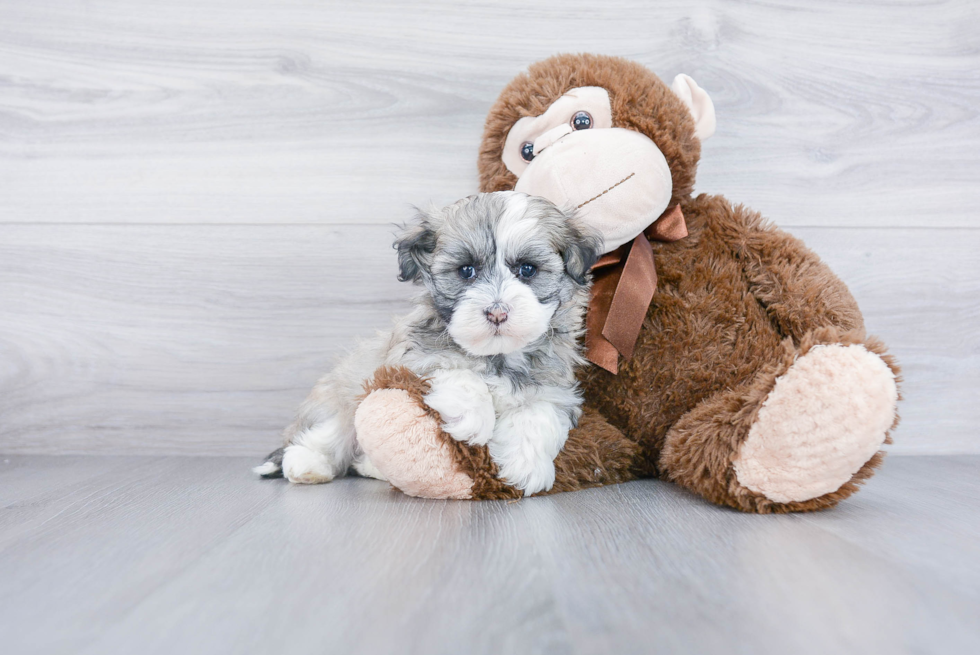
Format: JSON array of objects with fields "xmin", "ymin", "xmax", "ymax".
[{"xmin": 485, "ymin": 303, "xmax": 509, "ymax": 325}]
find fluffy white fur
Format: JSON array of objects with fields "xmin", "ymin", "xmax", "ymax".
[
  {"xmin": 446, "ymin": 194, "xmax": 555, "ymax": 357},
  {"xmin": 256, "ymin": 192, "xmax": 597, "ymax": 496},
  {"xmin": 488, "ymin": 382, "xmax": 579, "ymax": 495},
  {"xmin": 423, "ymin": 370, "xmax": 496, "ymax": 445},
  {"xmin": 448, "ymin": 277, "xmax": 552, "ymax": 357},
  {"xmin": 268, "ymin": 302, "xmax": 570, "ymax": 493}
]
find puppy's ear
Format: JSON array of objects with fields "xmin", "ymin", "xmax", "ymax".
[
  {"xmin": 393, "ymin": 211, "xmax": 439, "ymax": 282},
  {"xmin": 562, "ymin": 219, "xmax": 602, "ymax": 285}
]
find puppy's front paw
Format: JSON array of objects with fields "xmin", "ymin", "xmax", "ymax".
[
  {"xmin": 282, "ymin": 444, "xmax": 338, "ymax": 485},
  {"xmin": 423, "ymin": 369, "xmax": 495, "ymax": 446},
  {"xmin": 490, "ymin": 404, "xmax": 569, "ymax": 496},
  {"xmin": 494, "ymin": 448, "xmax": 556, "ymax": 497}
]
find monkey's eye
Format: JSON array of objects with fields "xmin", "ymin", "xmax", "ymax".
[
  {"xmin": 517, "ymin": 263, "xmax": 537, "ymax": 279},
  {"xmin": 571, "ymin": 111, "xmax": 593, "ymax": 130},
  {"xmin": 458, "ymin": 265, "xmax": 477, "ymax": 280},
  {"xmin": 520, "ymin": 142, "xmax": 535, "ymax": 162}
]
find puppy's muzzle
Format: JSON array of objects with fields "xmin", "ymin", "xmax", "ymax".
[{"xmin": 485, "ymin": 302, "xmax": 509, "ymax": 326}]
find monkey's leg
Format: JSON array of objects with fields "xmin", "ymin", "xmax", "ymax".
[
  {"xmin": 354, "ymin": 367, "xmax": 517, "ymax": 500},
  {"xmin": 354, "ymin": 367, "xmax": 640, "ymax": 500},
  {"xmin": 658, "ymin": 330, "xmax": 900, "ymax": 513},
  {"xmin": 544, "ymin": 409, "xmax": 640, "ymax": 495}
]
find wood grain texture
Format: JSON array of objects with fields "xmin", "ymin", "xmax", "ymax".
[
  {"xmin": 0, "ymin": 1, "xmax": 977, "ymax": 456},
  {"xmin": 1, "ymin": 224, "xmax": 976, "ymax": 455},
  {"xmin": 0, "ymin": 0, "xmax": 978, "ymax": 227},
  {"xmin": 0, "ymin": 224, "xmax": 411, "ymax": 455},
  {"xmin": 0, "ymin": 455, "xmax": 977, "ymax": 654},
  {"xmin": 1, "ymin": 4, "xmax": 976, "ymax": 653},
  {"xmin": 788, "ymin": 227, "xmax": 980, "ymax": 454}
]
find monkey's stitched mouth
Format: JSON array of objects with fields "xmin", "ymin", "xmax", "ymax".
[{"xmin": 576, "ymin": 172, "xmax": 636, "ymax": 209}]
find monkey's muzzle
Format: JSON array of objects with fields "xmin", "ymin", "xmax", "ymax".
[{"xmin": 515, "ymin": 127, "xmax": 673, "ymax": 253}]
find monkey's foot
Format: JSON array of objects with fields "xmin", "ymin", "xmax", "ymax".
[
  {"xmin": 356, "ymin": 385, "xmax": 475, "ymax": 500},
  {"xmin": 733, "ymin": 343, "xmax": 899, "ymax": 503},
  {"xmin": 355, "ymin": 367, "xmax": 640, "ymax": 500}
]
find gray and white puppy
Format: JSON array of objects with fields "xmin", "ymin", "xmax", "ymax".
[{"xmin": 255, "ymin": 191, "xmax": 601, "ymax": 495}]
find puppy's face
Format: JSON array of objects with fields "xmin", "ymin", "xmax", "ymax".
[{"xmin": 396, "ymin": 192, "xmax": 600, "ymax": 356}]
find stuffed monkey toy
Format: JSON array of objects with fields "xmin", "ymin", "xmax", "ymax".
[{"xmin": 353, "ymin": 54, "xmax": 900, "ymax": 513}]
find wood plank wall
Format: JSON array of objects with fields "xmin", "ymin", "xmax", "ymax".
[{"xmin": 1, "ymin": 0, "xmax": 978, "ymax": 455}]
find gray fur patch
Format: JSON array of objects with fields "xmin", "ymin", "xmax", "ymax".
[{"xmin": 392, "ymin": 192, "xmax": 600, "ymax": 391}]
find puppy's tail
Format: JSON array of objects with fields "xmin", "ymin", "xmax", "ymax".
[{"xmin": 253, "ymin": 447, "xmax": 285, "ymax": 479}]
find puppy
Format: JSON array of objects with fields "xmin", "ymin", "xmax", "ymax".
[{"xmin": 254, "ymin": 191, "xmax": 601, "ymax": 495}]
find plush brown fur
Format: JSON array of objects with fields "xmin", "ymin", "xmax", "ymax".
[
  {"xmin": 543, "ymin": 408, "xmax": 641, "ymax": 495},
  {"xmin": 363, "ymin": 366, "xmax": 642, "ymax": 500},
  {"xmin": 358, "ymin": 54, "xmax": 899, "ymax": 512},
  {"xmin": 471, "ymin": 54, "xmax": 899, "ymax": 511}
]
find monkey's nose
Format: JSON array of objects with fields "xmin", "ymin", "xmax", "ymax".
[
  {"xmin": 532, "ymin": 123, "xmax": 573, "ymax": 156},
  {"xmin": 485, "ymin": 304, "xmax": 509, "ymax": 325}
]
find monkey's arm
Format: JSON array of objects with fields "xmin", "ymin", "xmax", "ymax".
[
  {"xmin": 718, "ymin": 200, "xmax": 865, "ymax": 341},
  {"xmin": 355, "ymin": 367, "xmax": 640, "ymax": 499}
]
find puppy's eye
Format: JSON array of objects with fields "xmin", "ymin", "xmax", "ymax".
[
  {"xmin": 571, "ymin": 111, "xmax": 593, "ymax": 130},
  {"xmin": 517, "ymin": 263, "xmax": 537, "ymax": 279},
  {"xmin": 520, "ymin": 142, "xmax": 535, "ymax": 162},
  {"xmin": 458, "ymin": 265, "xmax": 477, "ymax": 280}
]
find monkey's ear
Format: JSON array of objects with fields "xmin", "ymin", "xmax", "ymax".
[
  {"xmin": 393, "ymin": 213, "xmax": 438, "ymax": 283},
  {"xmin": 562, "ymin": 220, "xmax": 603, "ymax": 286},
  {"xmin": 671, "ymin": 74, "xmax": 716, "ymax": 141}
]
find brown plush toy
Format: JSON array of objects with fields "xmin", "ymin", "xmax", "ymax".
[{"xmin": 353, "ymin": 54, "xmax": 901, "ymax": 512}]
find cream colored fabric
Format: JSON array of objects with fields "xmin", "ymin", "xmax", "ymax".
[
  {"xmin": 670, "ymin": 74, "xmax": 716, "ymax": 141},
  {"xmin": 500, "ymin": 80, "xmax": 715, "ymax": 254},
  {"xmin": 532, "ymin": 123, "xmax": 573, "ymax": 156},
  {"xmin": 355, "ymin": 389, "xmax": 473, "ymax": 499},
  {"xmin": 514, "ymin": 128, "xmax": 673, "ymax": 253},
  {"xmin": 734, "ymin": 345, "xmax": 898, "ymax": 503},
  {"xmin": 501, "ymin": 85, "xmax": 673, "ymax": 253},
  {"xmin": 502, "ymin": 86, "xmax": 613, "ymax": 177}
]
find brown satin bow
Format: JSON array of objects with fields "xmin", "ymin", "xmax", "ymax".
[{"xmin": 585, "ymin": 204, "xmax": 688, "ymax": 374}]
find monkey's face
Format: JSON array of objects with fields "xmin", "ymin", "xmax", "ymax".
[
  {"xmin": 500, "ymin": 77, "xmax": 714, "ymax": 254},
  {"xmin": 502, "ymin": 86, "xmax": 670, "ymax": 254}
]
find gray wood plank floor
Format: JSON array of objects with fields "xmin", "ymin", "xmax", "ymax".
[{"xmin": 1, "ymin": 455, "xmax": 977, "ymax": 655}]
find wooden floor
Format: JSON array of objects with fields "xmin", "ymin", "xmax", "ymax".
[{"xmin": 1, "ymin": 455, "xmax": 978, "ymax": 655}]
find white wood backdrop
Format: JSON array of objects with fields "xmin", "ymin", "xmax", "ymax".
[{"xmin": 1, "ymin": 0, "xmax": 977, "ymax": 455}]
